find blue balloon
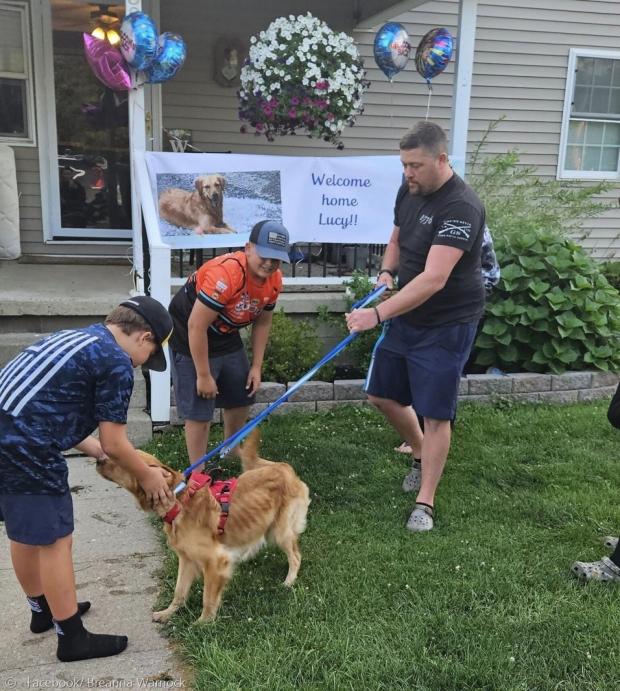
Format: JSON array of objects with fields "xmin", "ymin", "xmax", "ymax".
[
  {"xmin": 373, "ymin": 22, "xmax": 411, "ymax": 81},
  {"xmin": 144, "ymin": 33, "xmax": 187, "ymax": 84},
  {"xmin": 415, "ymin": 28, "xmax": 454, "ymax": 83},
  {"xmin": 120, "ymin": 11, "xmax": 158, "ymax": 70}
]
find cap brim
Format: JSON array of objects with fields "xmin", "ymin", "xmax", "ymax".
[
  {"xmin": 144, "ymin": 347, "xmax": 167, "ymax": 372},
  {"xmin": 255, "ymin": 246, "xmax": 291, "ymax": 263}
]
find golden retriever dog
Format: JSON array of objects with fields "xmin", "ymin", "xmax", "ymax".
[
  {"xmin": 96, "ymin": 429, "xmax": 310, "ymax": 623},
  {"xmin": 158, "ymin": 173, "xmax": 236, "ymax": 234}
]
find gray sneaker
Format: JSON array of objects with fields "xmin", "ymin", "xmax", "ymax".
[
  {"xmin": 406, "ymin": 503, "xmax": 434, "ymax": 532},
  {"xmin": 402, "ymin": 460, "xmax": 421, "ymax": 493},
  {"xmin": 603, "ymin": 536, "xmax": 619, "ymax": 550},
  {"xmin": 571, "ymin": 556, "xmax": 620, "ymax": 582}
]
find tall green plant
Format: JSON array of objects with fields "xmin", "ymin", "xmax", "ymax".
[
  {"xmin": 469, "ymin": 119, "xmax": 619, "ymax": 373},
  {"xmin": 469, "ymin": 117, "xmax": 612, "ymax": 244}
]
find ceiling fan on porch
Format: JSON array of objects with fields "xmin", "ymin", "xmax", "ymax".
[{"xmin": 90, "ymin": 3, "xmax": 121, "ymax": 46}]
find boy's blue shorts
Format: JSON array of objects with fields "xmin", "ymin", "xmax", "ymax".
[
  {"xmin": 0, "ymin": 492, "xmax": 74, "ymax": 545},
  {"xmin": 170, "ymin": 347, "xmax": 256, "ymax": 422},
  {"xmin": 365, "ymin": 317, "xmax": 478, "ymax": 421}
]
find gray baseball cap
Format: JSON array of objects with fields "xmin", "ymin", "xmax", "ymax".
[{"xmin": 249, "ymin": 220, "xmax": 290, "ymax": 263}]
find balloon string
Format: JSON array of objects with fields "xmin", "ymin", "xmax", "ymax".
[{"xmin": 425, "ymin": 82, "xmax": 433, "ymax": 121}]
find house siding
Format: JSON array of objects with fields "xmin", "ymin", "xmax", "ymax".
[
  {"xmin": 161, "ymin": 0, "xmax": 620, "ymax": 258},
  {"xmin": 12, "ymin": 0, "xmax": 620, "ymax": 259}
]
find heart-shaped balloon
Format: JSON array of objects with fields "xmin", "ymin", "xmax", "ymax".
[
  {"xmin": 120, "ymin": 11, "xmax": 158, "ymax": 70},
  {"xmin": 373, "ymin": 22, "xmax": 411, "ymax": 81},
  {"xmin": 83, "ymin": 33, "xmax": 131, "ymax": 91},
  {"xmin": 144, "ymin": 32, "xmax": 187, "ymax": 84}
]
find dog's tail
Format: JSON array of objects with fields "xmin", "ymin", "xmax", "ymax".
[{"xmin": 238, "ymin": 428, "xmax": 274, "ymax": 471}]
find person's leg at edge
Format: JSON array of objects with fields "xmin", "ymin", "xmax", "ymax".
[
  {"xmin": 14, "ymin": 535, "xmax": 127, "ymax": 660},
  {"xmin": 611, "ymin": 540, "xmax": 620, "ymax": 568},
  {"xmin": 416, "ymin": 417, "xmax": 452, "ymax": 507},
  {"xmin": 184, "ymin": 419, "xmax": 211, "ymax": 467},
  {"xmin": 367, "ymin": 396, "xmax": 424, "ymax": 458},
  {"xmin": 222, "ymin": 406, "xmax": 250, "ymax": 457},
  {"xmin": 11, "ymin": 537, "xmax": 90, "ymax": 633}
]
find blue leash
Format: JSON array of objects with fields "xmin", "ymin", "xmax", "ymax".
[{"xmin": 173, "ymin": 284, "xmax": 387, "ymax": 494}]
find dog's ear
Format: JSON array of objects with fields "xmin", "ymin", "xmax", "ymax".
[
  {"xmin": 195, "ymin": 176, "xmax": 207, "ymax": 198},
  {"xmin": 218, "ymin": 175, "xmax": 226, "ymax": 193}
]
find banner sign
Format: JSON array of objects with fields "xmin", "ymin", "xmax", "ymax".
[{"xmin": 145, "ymin": 152, "xmax": 402, "ymax": 249}]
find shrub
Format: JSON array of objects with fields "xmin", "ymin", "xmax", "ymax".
[
  {"xmin": 469, "ymin": 118, "xmax": 612, "ymax": 244},
  {"xmin": 469, "ymin": 119, "xmax": 617, "ymax": 373},
  {"xmin": 258, "ymin": 309, "xmax": 335, "ymax": 383},
  {"xmin": 318, "ymin": 270, "xmax": 381, "ymax": 377},
  {"xmin": 475, "ymin": 231, "xmax": 620, "ymax": 373},
  {"xmin": 599, "ymin": 260, "xmax": 620, "ymax": 293}
]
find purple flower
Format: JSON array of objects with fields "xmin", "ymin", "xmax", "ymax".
[
  {"xmin": 288, "ymin": 107, "xmax": 297, "ymax": 118},
  {"xmin": 291, "ymin": 96, "xmax": 300, "ymax": 105}
]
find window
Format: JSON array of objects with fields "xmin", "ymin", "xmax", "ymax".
[
  {"xmin": 559, "ymin": 49, "xmax": 620, "ymax": 179},
  {"xmin": 0, "ymin": 1, "xmax": 35, "ymax": 145}
]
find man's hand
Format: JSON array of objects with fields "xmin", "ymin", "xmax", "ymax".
[
  {"xmin": 346, "ymin": 307, "xmax": 379, "ymax": 333},
  {"xmin": 138, "ymin": 465, "xmax": 174, "ymax": 506},
  {"xmin": 246, "ymin": 364, "xmax": 262, "ymax": 396},
  {"xmin": 196, "ymin": 373, "xmax": 218, "ymax": 399},
  {"xmin": 377, "ymin": 271, "xmax": 395, "ymax": 292}
]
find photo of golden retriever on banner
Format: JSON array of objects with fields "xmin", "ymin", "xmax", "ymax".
[
  {"xmin": 159, "ymin": 173, "xmax": 235, "ymax": 235},
  {"xmin": 155, "ymin": 169, "xmax": 282, "ymax": 242}
]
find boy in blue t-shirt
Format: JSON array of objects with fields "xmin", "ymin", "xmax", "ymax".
[{"xmin": 0, "ymin": 296, "xmax": 174, "ymax": 662}]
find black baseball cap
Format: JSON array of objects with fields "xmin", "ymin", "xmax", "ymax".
[
  {"xmin": 249, "ymin": 220, "xmax": 291, "ymax": 263},
  {"xmin": 119, "ymin": 296, "xmax": 174, "ymax": 372}
]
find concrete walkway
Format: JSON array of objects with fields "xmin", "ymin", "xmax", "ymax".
[{"xmin": 0, "ymin": 456, "xmax": 186, "ymax": 688}]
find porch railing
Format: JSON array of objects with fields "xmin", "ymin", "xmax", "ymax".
[{"xmin": 169, "ymin": 243, "xmax": 387, "ymax": 282}]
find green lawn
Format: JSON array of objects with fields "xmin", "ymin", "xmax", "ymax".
[{"xmin": 144, "ymin": 401, "xmax": 620, "ymax": 691}]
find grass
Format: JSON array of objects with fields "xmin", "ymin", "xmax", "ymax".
[{"xmin": 143, "ymin": 401, "xmax": 620, "ymax": 691}]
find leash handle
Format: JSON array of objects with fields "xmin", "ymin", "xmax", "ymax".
[{"xmin": 173, "ymin": 283, "xmax": 386, "ymax": 494}]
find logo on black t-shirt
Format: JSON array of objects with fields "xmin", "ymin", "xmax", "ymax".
[{"xmin": 437, "ymin": 219, "xmax": 472, "ymax": 241}]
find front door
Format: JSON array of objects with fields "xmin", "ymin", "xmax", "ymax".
[{"xmin": 38, "ymin": 0, "xmax": 159, "ymax": 242}]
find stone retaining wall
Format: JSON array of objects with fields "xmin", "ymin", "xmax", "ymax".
[{"xmin": 169, "ymin": 371, "xmax": 619, "ymax": 425}]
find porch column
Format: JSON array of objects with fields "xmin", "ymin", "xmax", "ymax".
[
  {"xmin": 449, "ymin": 0, "xmax": 478, "ymax": 179},
  {"xmin": 126, "ymin": 0, "xmax": 146, "ymax": 294}
]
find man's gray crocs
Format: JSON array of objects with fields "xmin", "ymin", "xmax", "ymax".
[
  {"xmin": 571, "ymin": 556, "xmax": 620, "ymax": 582},
  {"xmin": 402, "ymin": 460, "xmax": 421, "ymax": 493},
  {"xmin": 603, "ymin": 536, "xmax": 619, "ymax": 550},
  {"xmin": 406, "ymin": 503, "xmax": 433, "ymax": 532}
]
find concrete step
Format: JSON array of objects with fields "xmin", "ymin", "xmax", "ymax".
[{"xmin": 0, "ymin": 333, "xmax": 147, "ymax": 410}]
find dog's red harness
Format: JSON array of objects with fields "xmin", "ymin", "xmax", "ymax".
[{"xmin": 163, "ymin": 471, "xmax": 237, "ymax": 534}]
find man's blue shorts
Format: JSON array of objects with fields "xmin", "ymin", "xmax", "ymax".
[
  {"xmin": 0, "ymin": 492, "xmax": 74, "ymax": 545},
  {"xmin": 365, "ymin": 317, "xmax": 478, "ymax": 421},
  {"xmin": 170, "ymin": 347, "xmax": 256, "ymax": 422}
]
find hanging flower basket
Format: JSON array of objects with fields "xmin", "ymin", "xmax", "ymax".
[{"xmin": 238, "ymin": 13, "xmax": 370, "ymax": 149}]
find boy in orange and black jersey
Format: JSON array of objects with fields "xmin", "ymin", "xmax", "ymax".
[{"xmin": 168, "ymin": 220, "xmax": 290, "ymax": 465}]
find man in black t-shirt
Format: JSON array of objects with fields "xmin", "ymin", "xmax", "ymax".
[{"xmin": 346, "ymin": 121, "xmax": 485, "ymax": 533}]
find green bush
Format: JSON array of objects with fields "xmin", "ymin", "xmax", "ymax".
[
  {"xmin": 600, "ymin": 260, "xmax": 620, "ymax": 292},
  {"xmin": 258, "ymin": 310, "xmax": 335, "ymax": 383},
  {"xmin": 475, "ymin": 231, "xmax": 620, "ymax": 373},
  {"xmin": 318, "ymin": 270, "xmax": 382, "ymax": 376}
]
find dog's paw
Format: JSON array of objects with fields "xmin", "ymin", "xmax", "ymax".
[
  {"xmin": 195, "ymin": 613, "xmax": 217, "ymax": 624},
  {"xmin": 152, "ymin": 609, "xmax": 174, "ymax": 623},
  {"xmin": 194, "ymin": 226, "xmax": 206, "ymax": 235}
]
